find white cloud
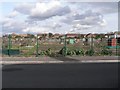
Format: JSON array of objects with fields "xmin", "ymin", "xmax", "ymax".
[
  {"xmin": 2, "ymin": 17, "xmax": 26, "ymax": 34},
  {"xmin": 29, "ymin": 1, "xmax": 71, "ymax": 20},
  {"xmin": 22, "ymin": 26, "xmax": 51, "ymax": 34},
  {"xmin": 98, "ymin": 19, "xmax": 107, "ymax": 26},
  {"xmin": 31, "ymin": 1, "xmax": 61, "ymax": 15},
  {"xmin": 2, "ymin": 1, "xmax": 118, "ymax": 34},
  {"xmin": 8, "ymin": 10, "xmax": 19, "ymax": 18},
  {"xmin": 14, "ymin": 1, "xmax": 71, "ymax": 20}
]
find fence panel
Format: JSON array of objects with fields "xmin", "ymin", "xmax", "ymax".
[{"xmin": 2, "ymin": 34, "xmax": 120, "ymax": 57}]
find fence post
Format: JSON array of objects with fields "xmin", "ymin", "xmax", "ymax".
[
  {"xmin": 8, "ymin": 34, "xmax": 11, "ymax": 56},
  {"xmin": 115, "ymin": 34, "xmax": 118, "ymax": 56},
  {"xmin": 64, "ymin": 34, "xmax": 67, "ymax": 56},
  {"xmin": 36, "ymin": 34, "xmax": 39, "ymax": 57},
  {"xmin": 91, "ymin": 34, "xmax": 93, "ymax": 50}
]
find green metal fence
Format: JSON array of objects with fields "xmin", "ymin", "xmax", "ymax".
[{"xmin": 2, "ymin": 34, "xmax": 120, "ymax": 57}]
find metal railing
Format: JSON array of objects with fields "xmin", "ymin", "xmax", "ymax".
[{"xmin": 1, "ymin": 34, "xmax": 120, "ymax": 57}]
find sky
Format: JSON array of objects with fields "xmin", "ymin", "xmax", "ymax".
[{"xmin": 0, "ymin": 0, "xmax": 119, "ymax": 35}]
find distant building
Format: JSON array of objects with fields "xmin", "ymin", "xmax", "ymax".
[
  {"xmin": 19, "ymin": 34, "xmax": 28, "ymax": 38},
  {"xmin": 66, "ymin": 33, "xmax": 78, "ymax": 38},
  {"xmin": 53, "ymin": 34, "xmax": 60, "ymax": 39},
  {"xmin": 108, "ymin": 33, "xmax": 120, "ymax": 46}
]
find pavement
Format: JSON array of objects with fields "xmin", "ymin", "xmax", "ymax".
[{"xmin": 0, "ymin": 56, "xmax": 119, "ymax": 64}]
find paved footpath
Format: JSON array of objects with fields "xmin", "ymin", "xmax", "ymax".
[{"xmin": 0, "ymin": 56, "xmax": 119, "ymax": 64}]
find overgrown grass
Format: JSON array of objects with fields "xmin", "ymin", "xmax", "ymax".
[{"xmin": 3, "ymin": 41, "xmax": 119, "ymax": 56}]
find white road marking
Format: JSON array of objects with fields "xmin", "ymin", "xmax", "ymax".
[{"xmin": 0, "ymin": 60, "xmax": 119, "ymax": 65}]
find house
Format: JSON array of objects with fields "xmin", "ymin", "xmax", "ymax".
[
  {"xmin": 68, "ymin": 39, "xmax": 75, "ymax": 44},
  {"xmin": 84, "ymin": 33, "xmax": 96, "ymax": 43},
  {"xmin": 66, "ymin": 33, "xmax": 78, "ymax": 38},
  {"xmin": 53, "ymin": 34, "xmax": 60, "ymax": 39},
  {"xmin": 108, "ymin": 32, "xmax": 120, "ymax": 46},
  {"xmin": 37, "ymin": 33, "xmax": 48, "ymax": 40},
  {"xmin": 37, "ymin": 33, "xmax": 43, "ymax": 38},
  {"xmin": 19, "ymin": 34, "xmax": 28, "ymax": 38},
  {"xmin": 11, "ymin": 33, "xmax": 18, "ymax": 38},
  {"xmin": 59, "ymin": 34, "xmax": 78, "ymax": 44}
]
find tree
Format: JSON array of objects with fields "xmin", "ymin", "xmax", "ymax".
[
  {"xmin": 48, "ymin": 33, "xmax": 53, "ymax": 38},
  {"xmin": 95, "ymin": 34, "xmax": 105, "ymax": 41}
]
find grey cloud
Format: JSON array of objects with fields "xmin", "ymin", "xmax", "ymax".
[
  {"xmin": 74, "ymin": 10, "xmax": 101, "ymax": 21},
  {"xmin": 29, "ymin": 6, "xmax": 71, "ymax": 20},
  {"xmin": 14, "ymin": 3, "xmax": 35, "ymax": 15},
  {"xmin": 69, "ymin": 2, "xmax": 117, "ymax": 14},
  {"xmin": 88, "ymin": 2, "xmax": 118, "ymax": 14},
  {"xmin": 2, "ymin": 18, "xmax": 26, "ymax": 34},
  {"xmin": 62, "ymin": 10, "xmax": 106, "ymax": 30},
  {"xmin": 3, "ymin": 26, "xmax": 24, "ymax": 34}
]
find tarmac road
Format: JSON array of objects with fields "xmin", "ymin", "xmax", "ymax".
[{"xmin": 2, "ymin": 63, "xmax": 118, "ymax": 88}]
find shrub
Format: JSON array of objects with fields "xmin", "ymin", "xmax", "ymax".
[
  {"xmin": 101, "ymin": 49, "xmax": 112, "ymax": 56},
  {"xmin": 49, "ymin": 52, "xmax": 58, "ymax": 57},
  {"xmin": 85, "ymin": 49, "xmax": 94, "ymax": 56},
  {"xmin": 67, "ymin": 50, "xmax": 76, "ymax": 56},
  {"xmin": 74, "ymin": 49, "xmax": 84, "ymax": 56},
  {"xmin": 39, "ymin": 51, "xmax": 47, "ymax": 56},
  {"xmin": 59, "ymin": 47, "xmax": 68, "ymax": 55},
  {"xmin": 46, "ymin": 48, "xmax": 52, "ymax": 56}
]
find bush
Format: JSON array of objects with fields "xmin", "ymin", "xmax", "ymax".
[
  {"xmin": 74, "ymin": 49, "xmax": 84, "ymax": 56},
  {"xmin": 85, "ymin": 49, "xmax": 94, "ymax": 56},
  {"xmin": 39, "ymin": 48, "xmax": 53, "ymax": 56},
  {"xmin": 46, "ymin": 48, "xmax": 52, "ymax": 56},
  {"xmin": 101, "ymin": 49, "xmax": 112, "ymax": 55},
  {"xmin": 39, "ymin": 51, "xmax": 47, "ymax": 56},
  {"xmin": 49, "ymin": 52, "xmax": 58, "ymax": 57},
  {"xmin": 59, "ymin": 48, "xmax": 84, "ymax": 56},
  {"xmin": 58, "ymin": 47, "xmax": 68, "ymax": 55},
  {"xmin": 59, "ymin": 47, "xmax": 77, "ymax": 56},
  {"xmin": 67, "ymin": 50, "xmax": 76, "ymax": 56}
]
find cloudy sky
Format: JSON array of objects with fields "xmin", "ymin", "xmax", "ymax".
[{"xmin": 0, "ymin": 0, "xmax": 119, "ymax": 35}]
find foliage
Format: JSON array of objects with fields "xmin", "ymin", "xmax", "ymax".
[
  {"xmin": 85, "ymin": 49, "xmax": 95, "ymax": 56},
  {"xmin": 59, "ymin": 47, "xmax": 84, "ymax": 56},
  {"xmin": 74, "ymin": 49, "xmax": 84, "ymax": 56},
  {"xmin": 39, "ymin": 48, "xmax": 53, "ymax": 56},
  {"xmin": 67, "ymin": 50, "xmax": 76, "ymax": 56},
  {"xmin": 58, "ymin": 47, "xmax": 68, "ymax": 55},
  {"xmin": 48, "ymin": 33, "xmax": 53, "ymax": 38},
  {"xmin": 101, "ymin": 48, "xmax": 112, "ymax": 55},
  {"xmin": 39, "ymin": 51, "xmax": 47, "ymax": 56},
  {"xmin": 46, "ymin": 48, "xmax": 52, "ymax": 56}
]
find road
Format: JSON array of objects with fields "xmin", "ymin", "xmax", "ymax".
[{"xmin": 2, "ymin": 63, "xmax": 118, "ymax": 88}]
